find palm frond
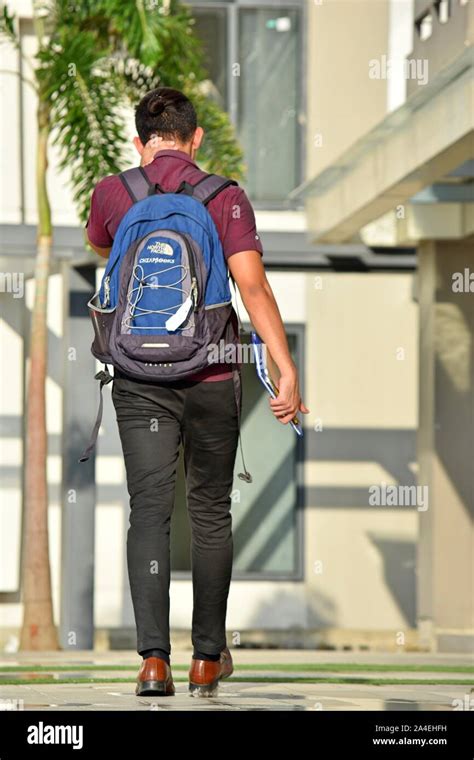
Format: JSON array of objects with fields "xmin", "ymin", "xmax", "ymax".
[
  {"xmin": 37, "ymin": 29, "xmax": 127, "ymax": 221},
  {"xmin": 0, "ymin": 3, "xmax": 19, "ymax": 47}
]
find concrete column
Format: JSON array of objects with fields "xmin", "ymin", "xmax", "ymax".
[
  {"xmin": 60, "ymin": 264, "xmax": 97, "ymax": 650},
  {"xmin": 417, "ymin": 240, "xmax": 474, "ymax": 653}
]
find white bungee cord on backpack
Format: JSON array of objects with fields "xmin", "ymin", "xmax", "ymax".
[{"xmin": 123, "ymin": 262, "xmax": 195, "ymax": 332}]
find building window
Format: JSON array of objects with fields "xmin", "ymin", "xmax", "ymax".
[
  {"xmin": 190, "ymin": 1, "xmax": 303, "ymax": 204},
  {"xmin": 238, "ymin": 8, "xmax": 301, "ymax": 201},
  {"xmin": 192, "ymin": 8, "xmax": 228, "ymax": 109}
]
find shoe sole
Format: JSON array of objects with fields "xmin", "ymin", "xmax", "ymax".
[
  {"xmin": 136, "ymin": 680, "xmax": 175, "ymax": 697},
  {"xmin": 188, "ymin": 668, "xmax": 233, "ymax": 698}
]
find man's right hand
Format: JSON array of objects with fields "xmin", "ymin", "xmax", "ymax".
[
  {"xmin": 228, "ymin": 249, "xmax": 310, "ymax": 426},
  {"xmin": 269, "ymin": 370, "xmax": 310, "ymax": 426}
]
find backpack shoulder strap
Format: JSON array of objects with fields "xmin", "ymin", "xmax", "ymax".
[
  {"xmin": 119, "ymin": 166, "xmax": 153, "ymax": 203},
  {"xmin": 119, "ymin": 168, "xmax": 238, "ymax": 206},
  {"xmin": 191, "ymin": 174, "xmax": 238, "ymax": 206}
]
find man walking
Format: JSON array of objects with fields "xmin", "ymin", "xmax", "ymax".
[{"xmin": 85, "ymin": 87, "xmax": 308, "ymax": 697}]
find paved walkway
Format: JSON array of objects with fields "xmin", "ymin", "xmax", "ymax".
[{"xmin": 1, "ymin": 650, "xmax": 472, "ymax": 712}]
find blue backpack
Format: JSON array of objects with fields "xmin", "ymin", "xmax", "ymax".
[{"xmin": 79, "ymin": 166, "xmax": 252, "ymax": 482}]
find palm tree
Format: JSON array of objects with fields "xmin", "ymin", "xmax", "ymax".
[{"xmin": 1, "ymin": 0, "xmax": 244, "ymax": 650}]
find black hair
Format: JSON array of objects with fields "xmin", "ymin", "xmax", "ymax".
[{"xmin": 135, "ymin": 87, "xmax": 197, "ymax": 145}]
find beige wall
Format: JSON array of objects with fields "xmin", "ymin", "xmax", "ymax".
[
  {"xmin": 306, "ymin": 0, "xmax": 390, "ymax": 178},
  {"xmin": 304, "ymin": 271, "xmax": 419, "ymax": 634}
]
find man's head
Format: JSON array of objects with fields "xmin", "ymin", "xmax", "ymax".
[{"xmin": 134, "ymin": 87, "xmax": 203, "ymax": 159}]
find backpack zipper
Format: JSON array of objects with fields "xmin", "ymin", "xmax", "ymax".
[
  {"xmin": 182, "ymin": 234, "xmax": 199, "ymax": 311},
  {"xmin": 103, "ymin": 276, "xmax": 111, "ymax": 307}
]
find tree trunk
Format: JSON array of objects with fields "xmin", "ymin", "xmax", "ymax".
[{"xmin": 19, "ymin": 100, "xmax": 59, "ymax": 650}]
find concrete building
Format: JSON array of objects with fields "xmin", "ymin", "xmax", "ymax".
[
  {"xmin": 295, "ymin": 0, "xmax": 473, "ymax": 653},
  {"xmin": 0, "ymin": 0, "xmax": 471, "ymax": 654}
]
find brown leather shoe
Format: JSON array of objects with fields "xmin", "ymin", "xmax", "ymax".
[
  {"xmin": 136, "ymin": 656, "xmax": 175, "ymax": 697},
  {"xmin": 188, "ymin": 647, "xmax": 234, "ymax": 697}
]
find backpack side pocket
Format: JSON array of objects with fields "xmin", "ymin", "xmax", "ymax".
[{"xmin": 88, "ymin": 291, "xmax": 116, "ymax": 362}]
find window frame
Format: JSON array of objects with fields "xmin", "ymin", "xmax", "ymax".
[{"xmin": 186, "ymin": 0, "xmax": 307, "ymax": 209}]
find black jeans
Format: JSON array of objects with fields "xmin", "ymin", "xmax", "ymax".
[{"xmin": 111, "ymin": 370, "xmax": 240, "ymax": 658}]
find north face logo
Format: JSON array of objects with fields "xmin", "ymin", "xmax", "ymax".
[{"xmin": 147, "ymin": 241, "xmax": 173, "ymax": 255}]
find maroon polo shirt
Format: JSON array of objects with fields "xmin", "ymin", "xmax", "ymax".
[{"xmin": 86, "ymin": 149, "xmax": 264, "ymax": 382}]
